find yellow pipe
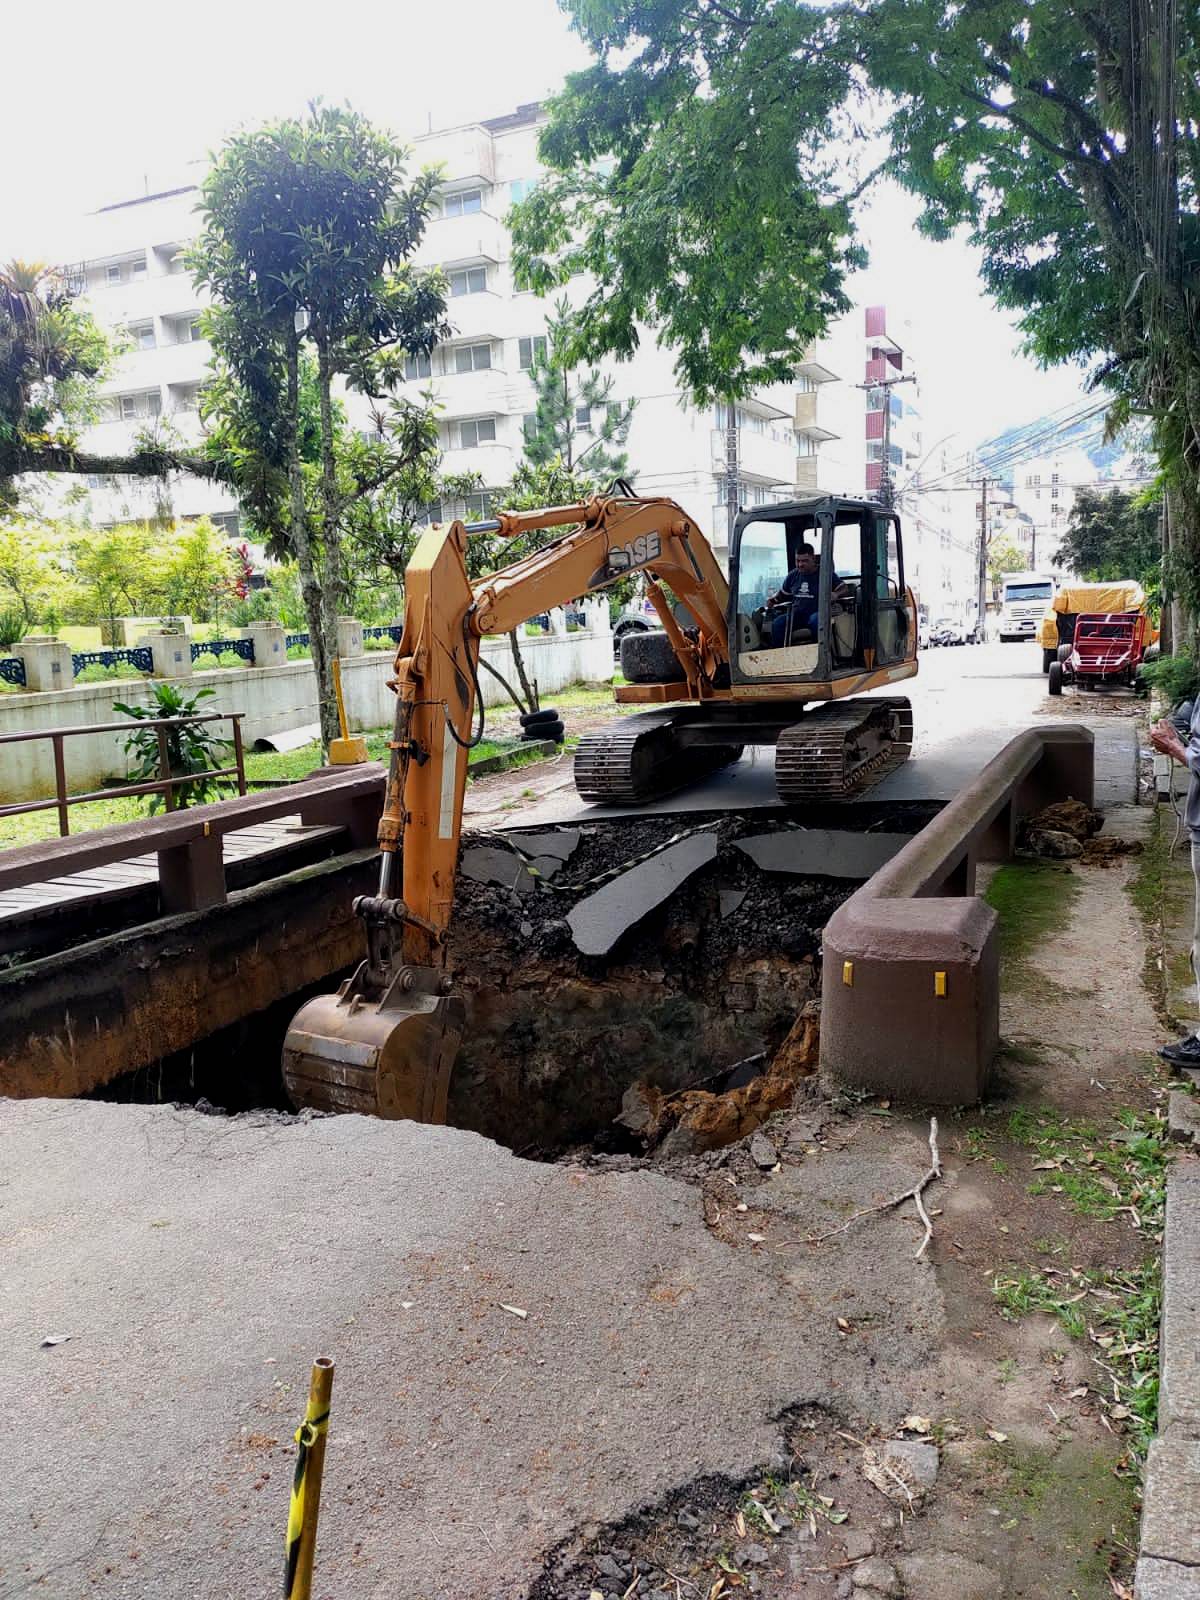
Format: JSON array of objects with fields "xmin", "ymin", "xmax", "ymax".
[{"xmin": 284, "ymin": 1357, "xmax": 335, "ymax": 1600}]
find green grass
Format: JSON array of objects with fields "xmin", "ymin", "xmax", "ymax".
[
  {"xmin": 985, "ymin": 860, "xmax": 1082, "ymax": 968},
  {"xmin": 993, "ymin": 1106, "xmax": 1169, "ymax": 1465}
]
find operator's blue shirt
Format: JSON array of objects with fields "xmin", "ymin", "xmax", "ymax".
[{"xmin": 781, "ymin": 565, "xmax": 841, "ymax": 604}]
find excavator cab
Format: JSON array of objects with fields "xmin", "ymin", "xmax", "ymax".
[{"xmin": 728, "ymin": 496, "xmax": 910, "ymax": 683}]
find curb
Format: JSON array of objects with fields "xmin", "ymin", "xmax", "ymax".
[
  {"xmin": 1135, "ymin": 1158, "xmax": 1200, "ymax": 1597},
  {"xmin": 467, "ymin": 739, "xmax": 557, "ymax": 777}
]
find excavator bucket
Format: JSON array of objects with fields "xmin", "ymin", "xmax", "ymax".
[{"xmin": 282, "ymin": 963, "xmax": 466, "ymax": 1121}]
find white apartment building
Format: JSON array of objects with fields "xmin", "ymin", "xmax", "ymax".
[
  {"xmin": 1011, "ymin": 447, "xmax": 1098, "ymax": 571},
  {"xmin": 57, "ymin": 103, "xmax": 853, "ymax": 565}
]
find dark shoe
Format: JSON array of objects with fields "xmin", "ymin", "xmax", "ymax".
[{"xmin": 1159, "ymin": 1035, "xmax": 1200, "ymax": 1066}]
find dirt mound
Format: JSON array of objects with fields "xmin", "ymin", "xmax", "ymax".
[{"xmin": 1029, "ymin": 799, "xmax": 1103, "ymax": 841}]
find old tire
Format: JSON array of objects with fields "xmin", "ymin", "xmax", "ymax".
[
  {"xmin": 1042, "ymin": 649, "xmax": 1055, "ymax": 674},
  {"xmin": 522, "ymin": 718, "xmax": 565, "ymax": 743},
  {"xmin": 1048, "ymin": 661, "xmax": 1064, "ymax": 696},
  {"xmin": 621, "ymin": 629, "xmax": 686, "ymax": 684},
  {"xmin": 1057, "ymin": 643, "xmax": 1072, "ymax": 663},
  {"xmin": 520, "ymin": 707, "xmax": 559, "ymax": 728}
]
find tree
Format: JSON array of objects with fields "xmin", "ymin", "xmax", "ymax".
[
  {"xmin": 192, "ymin": 103, "xmax": 448, "ymax": 749},
  {"xmin": 69, "ymin": 525, "xmax": 160, "ymax": 638},
  {"xmin": 860, "ymin": 0, "xmax": 1200, "ymax": 626},
  {"xmin": 159, "ymin": 517, "xmax": 239, "ymax": 624},
  {"xmin": 987, "ymin": 537, "xmax": 1027, "ymax": 598},
  {"xmin": 509, "ymin": 5, "xmax": 862, "ymax": 405},
  {"xmin": 485, "ymin": 309, "xmax": 637, "ymax": 705},
  {"xmin": 0, "ymin": 261, "xmax": 225, "ymax": 507},
  {"xmin": 0, "ymin": 521, "xmax": 72, "ymax": 631},
  {"xmin": 1054, "ymin": 488, "xmax": 1163, "ymax": 591}
]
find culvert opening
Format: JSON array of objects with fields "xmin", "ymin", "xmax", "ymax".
[{"xmin": 91, "ymin": 803, "xmax": 939, "ymax": 1154}]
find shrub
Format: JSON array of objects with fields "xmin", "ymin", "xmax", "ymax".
[
  {"xmin": 363, "ymin": 634, "xmax": 393, "ymax": 651},
  {"xmin": 1141, "ymin": 652, "xmax": 1199, "ymax": 709},
  {"xmin": 0, "ymin": 606, "xmax": 24, "ymax": 649},
  {"xmin": 191, "ymin": 651, "xmax": 220, "ymax": 672},
  {"xmin": 216, "ymin": 649, "xmax": 246, "ymax": 669},
  {"xmin": 286, "ymin": 643, "xmax": 311, "ymax": 660},
  {"xmin": 114, "ymin": 682, "xmax": 233, "ymax": 810}
]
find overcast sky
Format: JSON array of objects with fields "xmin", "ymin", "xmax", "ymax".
[{"xmin": 5, "ymin": 0, "xmax": 1089, "ymax": 449}]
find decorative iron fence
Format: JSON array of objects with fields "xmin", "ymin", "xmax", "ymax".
[
  {"xmin": 285, "ymin": 633, "xmax": 311, "ymax": 650},
  {"xmin": 363, "ymin": 625, "xmax": 403, "ymax": 643},
  {"xmin": 0, "ymin": 657, "xmax": 26, "ymax": 687},
  {"xmin": 71, "ymin": 647, "xmax": 155, "ymax": 677},
  {"xmin": 191, "ymin": 638, "xmax": 255, "ymax": 664}
]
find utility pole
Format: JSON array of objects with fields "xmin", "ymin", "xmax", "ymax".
[
  {"xmin": 976, "ymin": 476, "xmax": 992, "ymax": 638},
  {"xmin": 723, "ymin": 399, "xmax": 739, "ymax": 546},
  {"xmin": 857, "ymin": 373, "xmax": 916, "ymax": 508}
]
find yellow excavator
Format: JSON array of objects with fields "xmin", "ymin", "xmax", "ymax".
[{"xmin": 282, "ymin": 490, "xmax": 918, "ymax": 1120}]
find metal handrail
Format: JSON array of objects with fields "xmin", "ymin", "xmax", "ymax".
[{"xmin": 0, "ymin": 713, "xmax": 246, "ymax": 837}]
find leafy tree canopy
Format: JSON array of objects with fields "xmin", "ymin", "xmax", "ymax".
[
  {"xmin": 510, "ymin": 2, "xmax": 862, "ymax": 404},
  {"xmin": 1054, "ymin": 487, "xmax": 1163, "ymax": 591}
]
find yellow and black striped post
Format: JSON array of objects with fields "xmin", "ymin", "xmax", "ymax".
[{"xmin": 284, "ymin": 1357, "xmax": 335, "ymax": 1600}]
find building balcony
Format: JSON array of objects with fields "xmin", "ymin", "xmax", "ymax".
[
  {"xmin": 794, "ymin": 391, "xmax": 839, "ymax": 441},
  {"xmin": 795, "ymin": 350, "xmax": 839, "ymax": 385},
  {"xmin": 442, "ymin": 289, "xmax": 509, "ymax": 344},
  {"xmin": 422, "ymin": 126, "xmax": 496, "ymax": 186},
  {"xmin": 84, "ymin": 273, "xmax": 209, "ymax": 327},
  {"xmin": 795, "ymin": 455, "xmax": 821, "ymax": 491},
  {"xmin": 439, "ymin": 439, "xmax": 518, "ymax": 484},
  {"xmin": 710, "ymin": 428, "xmax": 793, "ymax": 486},
  {"xmin": 431, "ymin": 373, "xmax": 513, "ymax": 419},
  {"xmin": 425, "ymin": 209, "xmax": 506, "ymax": 269}
]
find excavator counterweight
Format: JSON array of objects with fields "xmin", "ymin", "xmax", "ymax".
[{"xmin": 282, "ymin": 491, "xmax": 918, "ymax": 1120}]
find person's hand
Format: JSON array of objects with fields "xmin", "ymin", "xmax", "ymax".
[{"xmin": 1150, "ymin": 719, "xmax": 1186, "ymax": 760}]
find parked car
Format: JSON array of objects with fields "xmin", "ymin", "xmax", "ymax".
[{"xmin": 930, "ymin": 617, "xmax": 967, "ymax": 646}]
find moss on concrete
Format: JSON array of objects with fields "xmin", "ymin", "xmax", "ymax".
[{"xmin": 985, "ymin": 861, "xmax": 1082, "ymax": 974}]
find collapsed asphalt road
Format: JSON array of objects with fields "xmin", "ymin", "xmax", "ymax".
[{"xmin": 1, "ymin": 1099, "xmax": 944, "ymax": 1599}]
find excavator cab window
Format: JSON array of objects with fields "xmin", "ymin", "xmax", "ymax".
[{"xmin": 733, "ymin": 513, "xmax": 823, "ymax": 677}]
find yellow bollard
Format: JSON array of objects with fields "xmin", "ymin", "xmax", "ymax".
[
  {"xmin": 328, "ymin": 658, "xmax": 369, "ymax": 765},
  {"xmin": 284, "ymin": 1356, "xmax": 335, "ymax": 1600}
]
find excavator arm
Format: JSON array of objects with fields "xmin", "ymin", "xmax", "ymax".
[{"xmin": 282, "ymin": 493, "xmax": 731, "ymax": 1120}]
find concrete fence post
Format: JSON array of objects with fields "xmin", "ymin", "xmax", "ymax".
[
  {"xmin": 548, "ymin": 607, "xmax": 568, "ymax": 638},
  {"xmin": 242, "ymin": 621, "xmax": 287, "ymax": 668},
  {"xmin": 336, "ymin": 617, "xmax": 364, "ymax": 659},
  {"xmin": 14, "ymin": 636, "xmax": 74, "ymax": 693},
  {"xmin": 136, "ymin": 629, "xmax": 192, "ymax": 680}
]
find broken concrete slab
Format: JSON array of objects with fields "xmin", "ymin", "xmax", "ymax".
[
  {"xmin": 880, "ymin": 1436, "xmax": 938, "ymax": 1491},
  {"xmin": 461, "ymin": 844, "xmax": 535, "ymax": 894},
  {"xmin": 502, "ymin": 827, "xmax": 581, "ymax": 862},
  {"xmin": 719, "ymin": 888, "xmax": 747, "ymax": 919},
  {"xmin": 1168, "ymin": 1090, "xmax": 1200, "ymax": 1145},
  {"xmin": 567, "ymin": 832, "xmax": 718, "ymax": 957},
  {"xmin": 734, "ymin": 828, "xmax": 909, "ymax": 880},
  {"xmin": 1160, "ymin": 1165, "xmax": 1200, "ymax": 1436}
]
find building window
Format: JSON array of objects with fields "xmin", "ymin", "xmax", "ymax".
[
  {"xmin": 796, "ymin": 375, "xmax": 816, "ymax": 394},
  {"xmin": 418, "ymin": 501, "xmax": 443, "ymax": 524},
  {"xmin": 1051, "ymin": 486, "xmax": 1060, "ymax": 500},
  {"xmin": 131, "ymin": 323, "xmax": 156, "ymax": 350},
  {"xmin": 443, "ymin": 189, "xmax": 483, "ymax": 217},
  {"xmin": 454, "ymin": 342, "xmax": 492, "ymax": 374},
  {"xmin": 130, "ymin": 256, "xmax": 147, "ymax": 279},
  {"xmin": 461, "ymin": 490, "xmax": 494, "ymax": 520},
  {"xmin": 519, "ymin": 335, "xmax": 547, "ymax": 370},
  {"xmin": 796, "ymin": 432, "xmax": 817, "ymax": 458},
  {"xmin": 510, "ymin": 178, "xmax": 537, "ymax": 204},
  {"xmin": 448, "ymin": 266, "xmax": 488, "ymax": 297},
  {"xmin": 404, "ymin": 352, "xmax": 432, "ymax": 380},
  {"xmin": 119, "ymin": 395, "xmax": 137, "ymax": 420},
  {"xmin": 606, "ymin": 401, "xmax": 624, "ymax": 426},
  {"xmin": 176, "ymin": 318, "xmax": 203, "ymax": 343},
  {"xmin": 575, "ymin": 405, "xmax": 592, "ymax": 428},
  {"xmin": 106, "ymin": 263, "xmax": 123, "ymax": 286},
  {"xmin": 459, "ymin": 417, "xmax": 497, "ymax": 448},
  {"xmin": 522, "ymin": 412, "xmax": 537, "ymax": 440},
  {"xmin": 209, "ymin": 512, "xmax": 241, "ymax": 537},
  {"xmin": 1051, "ymin": 472, "xmax": 1060, "ymax": 484},
  {"xmin": 86, "ymin": 474, "xmax": 104, "ymax": 489}
]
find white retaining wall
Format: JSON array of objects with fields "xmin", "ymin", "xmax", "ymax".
[{"xmin": 0, "ymin": 617, "xmax": 614, "ymax": 804}]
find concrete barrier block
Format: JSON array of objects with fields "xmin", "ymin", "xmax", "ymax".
[
  {"xmin": 1161, "ymin": 1165, "xmax": 1200, "ymax": 1435},
  {"xmin": 14, "ymin": 636, "xmax": 73, "ymax": 693},
  {"xmin": 136, "ymin": 629, "xmax": 192, "ymax": 678},
  {"xmin": 820, "ymin": 897, "xmax": 999, "ymax": 1104},
  {"xmin": 242, "ymin": 621, "xmax": 286, "ymax": 667}
]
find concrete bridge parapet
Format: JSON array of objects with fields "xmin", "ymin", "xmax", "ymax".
[{"xmin": 820, "ymin": 724, "xmax": 1094, "ymax": 1104}]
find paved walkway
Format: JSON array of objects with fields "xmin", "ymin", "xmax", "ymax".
[{"xmin": 0, "ymin": 1100, "xmax": 942, "ymax": 1599}]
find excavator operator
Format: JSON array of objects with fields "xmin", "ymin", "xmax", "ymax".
[{"xmin": 769, "ymin": 544, "xmax": 850, "ymax": 647}]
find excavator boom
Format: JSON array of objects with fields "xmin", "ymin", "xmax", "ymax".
[{"xmin": 283, "ymin": 493, "xmax": 733, "ymax": 1118}]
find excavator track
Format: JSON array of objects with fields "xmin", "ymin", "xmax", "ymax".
[
  {"xmin": 774, "ymin": 696, "xmax": 913, "ymax": 802},
  {"xmin": 574, "ymin": 712, "xmax": 743, "ymax": 804}
]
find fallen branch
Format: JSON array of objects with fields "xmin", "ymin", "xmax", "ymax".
[{"xmin": 808, "ymin": 1117, "xmax": 942, "ymax": 1259}]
